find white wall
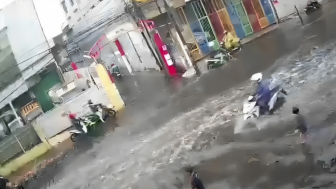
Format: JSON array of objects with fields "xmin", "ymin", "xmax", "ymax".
[
  {"xmin": 274, "ymin": 0, "xmax": 323, "ymax": 18},
  {"xmin": 2, "ymin": 0, "xmax": 51, "ymax": 70},
  {"xmin": 1, "ymin": 0, "xmax": 65, "ymax": 70},
  {"xmin": 0, "ymin": 11, "xmax": 5, "ymax": 30},
  {"xmin": 33, "ymin": 0, "xmax": 66, "ymax": 40},
  {"xmin": 63, "ymin": 0, "xmax": 82, "ymax": 25}
]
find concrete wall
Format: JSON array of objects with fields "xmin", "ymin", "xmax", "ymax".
[
  {"xmin": 0, "ymin": 142, "xmax": 50, "ymax": 176},
  {"xmin": 273, "ymin": 0, "xmax": 323, "ymax": 18},
  {"xmin": 35, "ymin": 87, "xmax": 110, "ymax": 139}
]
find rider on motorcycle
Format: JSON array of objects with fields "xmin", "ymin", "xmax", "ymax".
[
  {"xmin": 250, "ymin": 73, "xmax": 272, "ymax": 114},
  {"xmin": 222, "ymin": 30, "xmax": 240, "ymax": 51},
  {"xmin": 250, "ymin": 73, "xmax": 287, "ymax": 114}
]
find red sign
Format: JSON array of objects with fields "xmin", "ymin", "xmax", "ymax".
[
  {"xmin": 89, "ymin": 35, "xmax": 108, "ymax": 59},
  {"xmin": 71, "ymin": 62, "xmax": 83, "ymax": 79},
  {"xmin": 153, "ymin": 30, "xmax": 176, "ymax": 77}
]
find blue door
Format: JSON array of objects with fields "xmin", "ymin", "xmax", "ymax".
[
  {"xmin": 259, "ymin": 0, "xmax": 276, "ymax": 24},
  {"xmin": 223, "ymin": 0, "xmax": 246, "ymax": 39}
]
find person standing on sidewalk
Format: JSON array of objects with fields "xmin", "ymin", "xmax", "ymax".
[{"xmin": 185, "ymin": 167, "xmax": 205, "ymax": 189}]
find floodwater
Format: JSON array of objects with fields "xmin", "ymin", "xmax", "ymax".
[{"xmin": 19, "ymin": 1, "xmax": 336, "ymax": 189}]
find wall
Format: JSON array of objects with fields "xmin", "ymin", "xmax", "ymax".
[
  {"xmin": 2, "ymin": 0, "xmax": 51, "ymax": 70},
  {"xmin": 63, "ymin": 0, "xmax": 82, "ymax": 26},
  {"xmin": 0, "ymin": 28, "xmax": 21, "ymax": 90},
  {"xmin": 273, "ymin": 0, "xmax": 323, "ymax": 18},
  {"xmin": 35, "ymin": 87, "xmax": 110, "ymax": 139},
  {"xmin": 31, "ymin": 71, "xmax": 62, "ymax": 113},
  {"xmin": 32, "ymin": 0, "xmax": 66, "ymax": 40},
  {"xmin": 0, "ymin": 142, "xmax": 50, "ymax": 176}
]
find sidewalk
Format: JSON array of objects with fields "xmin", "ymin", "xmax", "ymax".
[
  {"xmin": 6, "ymin": 139, "xmax": 74, "ymax": 186},
  {"xmin": 194, "ymin": 24, "xmax": 279, "ymax": 74}
]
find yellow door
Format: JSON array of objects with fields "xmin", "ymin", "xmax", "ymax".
[{"xmin": 251, "ymin": 0, "xmax": 269, "ymax": 28}]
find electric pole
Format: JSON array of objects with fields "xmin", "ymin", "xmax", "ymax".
[{"xmin": 163, "ymin": 0, "xmax": 200, "ymax": 76}]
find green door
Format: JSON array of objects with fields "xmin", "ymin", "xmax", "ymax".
[
  {"xmin": 31, "ymin": 71, "xmax": 61, "ymax": 112},
  {"xmin": 232, "ymin": 1, "xmax": 253, "ymax": 35}
]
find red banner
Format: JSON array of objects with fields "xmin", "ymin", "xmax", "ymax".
[{"xmin": 89, "ymin": 35, "xmax": 109, "ymax": 59}]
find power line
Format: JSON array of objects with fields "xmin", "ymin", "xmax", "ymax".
[
  {"xmin": 0, "ymin": 49, "xmax": 51, "ymax": 77},
  {"xmin": 0, "ymin": 55, "xmax": 55, "ymax": 106}
]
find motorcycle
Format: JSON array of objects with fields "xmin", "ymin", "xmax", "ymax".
[
  {"xmin": 206, "ymin": 47, "xmax": 232, "ymax": 70},
  {"xmin": 304, "ymin": 0, "xmax": 321, "ymax": 15},
  {"xmin": 111, "ymin": 64, "xmax": 122, "ymax": 78},
  {"xmin": 96, "ymin": 103, "xmax": 116, "ymax": 120},
  {"xmin": 220, "ymin": 41, "xmax": 241, "ymax": 54},
  {"xmin": 69, "ymin": 114, "xmax": 101, "ymax": 142},
  {"xmin": 243, "ymin": 83, "xmax": 286, "ymax": 120}
]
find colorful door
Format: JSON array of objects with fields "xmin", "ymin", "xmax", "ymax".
[
  {"xmin": 203, "ymin": 0, "xmax": 225, "ymax": 41},
  {"xmin": 251, "ymin": 0, "xmax": 269, "ymax": 28},
  {"xmin": 231, "ymin": 0, "xmax": 253, "ymax": 36},
  {"xmin": 243, "ymin": 0, "xmax": 262, "ymax": 32},
  {"xmin": 211, "ymin": 0, "xmax": 237, "ymax": 39},
  {"xmin": 223, "ymin": 0, "xmax": 245, "ymax": 39},
  {"xmin": 259, "ymin": 0, "xmax": 276, "ymax": 24},
  {"xmin": 191, "ymin": 1, "xmax": 219, "ymax": 51}
]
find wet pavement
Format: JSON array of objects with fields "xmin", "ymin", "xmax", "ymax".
[{"xmin": 22, "ymin": 1, "xmax": 336, "ymax": 188}]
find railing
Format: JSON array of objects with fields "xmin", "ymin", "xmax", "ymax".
[
  {"xmin": 21, "ymin": 101, "xmax": 41, "ymax": 118},
  {"xmin": 0, "ymin": 126, "xmax": 41, "ymax": 165}
]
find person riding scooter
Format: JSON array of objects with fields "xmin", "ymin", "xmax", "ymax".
[
  {"xmin": 250, "ymin": 73, "xmax": 272, "ymax": 114},
  {"xmin": 222, "ymin": 30, "xmax": 240, "ymax": 51},
  {"xmin": 250, "ymin": 73, "xmax": 287, "ymax": 114}
]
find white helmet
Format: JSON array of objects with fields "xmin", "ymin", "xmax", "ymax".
[{"xmin": 250, "ymin": 73, "xmax": 262, "ymax": 82}]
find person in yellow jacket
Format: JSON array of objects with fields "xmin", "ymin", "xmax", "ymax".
[{"xmin": 222, "ymin": 30, "xmax": 240, "ymax": 50}]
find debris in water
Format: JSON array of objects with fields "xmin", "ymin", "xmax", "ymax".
[
  {"xmin": 248, "ymin": 157, "xmax": 259, "ymax": 163},
  {"xmin": 299, "ymin": 80, "xmax": 306, "ymax": 84}
]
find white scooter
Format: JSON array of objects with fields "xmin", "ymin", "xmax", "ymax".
[{"xmin": 69, "ymin": 118, "xmax": 91, "ymax": 142}]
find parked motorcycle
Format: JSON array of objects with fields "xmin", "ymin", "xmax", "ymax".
[
  {"xmin": 96, "ymin": 103, "xmax": 116, "ymax": 120},
  {"xmin": 304, "ymin": 0, "xmax": 321, "ymax": 15},
  {"xmin": 206, "ymin": 48, "xmax": 232, "ymax": 70}
]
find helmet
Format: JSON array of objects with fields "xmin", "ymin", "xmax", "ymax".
[
  {"xmin": 250, "ymin": 73, "xmax": 262, "ymax": 82},
  {"xmin": 88, "ymin": 100, "xmax": 93, "ymax": 104}
]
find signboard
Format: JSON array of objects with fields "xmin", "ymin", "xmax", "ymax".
[{"xmin": 106, "ymin": 22, "xmax": 136, "ymax": 40}]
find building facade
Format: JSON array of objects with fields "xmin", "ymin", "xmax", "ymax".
[
  {"xmin": 136, "ymin": 0, "xmax": 277, "ymax": 63},
  {"xmin": 0, "ymin": 0, "xmax": 66, "ymax": 154}
]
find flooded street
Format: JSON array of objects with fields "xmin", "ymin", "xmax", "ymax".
[{"xmin": 22, "ymin": 1, "xmax": 336, "ymax": 189}]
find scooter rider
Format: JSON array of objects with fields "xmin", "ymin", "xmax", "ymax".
[
  {"xmin": 250, "ymin": 73, "xmax": 272, "ymax": 113},
  {"xmin": 250, "ymin": 73, "xmax": 287, "ymax": 114}
]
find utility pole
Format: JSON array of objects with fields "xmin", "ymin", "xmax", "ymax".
[
  {"xmin": 32, "ymin": 0, "xmax": 65, "ymax": 82},
  {"xmin": 163, "ymin": 0, "xmax": 199, "ymax": 76},
  {"xmin": 129, "ymin": 0, "xmax": 164, "ymax": 70}
]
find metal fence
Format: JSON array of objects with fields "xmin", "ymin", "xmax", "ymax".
[{"xmin": 0, "ymin": 126, "xmax": 41, "ymax": 165}]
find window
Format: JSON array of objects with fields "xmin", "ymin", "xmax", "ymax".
[
  {"xmin": 62, "ymin": 2, "xmax": 68, "ymax": 13},
  {"xmin": 69, "ymin": 0, "xmax": 74, "ymax": 6}
]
